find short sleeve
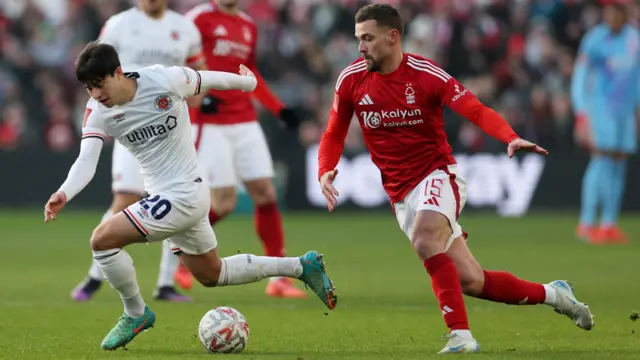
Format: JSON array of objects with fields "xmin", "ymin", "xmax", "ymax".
[
  {"xmin": 81, "ymin": 99, "xmax": 108, "ymax": 140},
  {"xmin": 164, "ymin": 66, "xmax": 202, "ymax": 98}
]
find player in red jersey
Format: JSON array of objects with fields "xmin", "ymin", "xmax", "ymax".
[
  {"xmin": 181, "ymin": 0, "xmax": 306, "ymax": 299},
  {"xmin": 318, "ymin": 4, "xmax": 594, "ymax": 354}
]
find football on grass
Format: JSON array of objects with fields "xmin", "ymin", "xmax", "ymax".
[{"xmin": 198, "ymin": 306, "xmax": 250, "ymax": 353}]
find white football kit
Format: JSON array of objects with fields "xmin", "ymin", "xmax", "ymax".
[
  {"xmin": 59, "ymin": 66, "xmax": 257, "ymax": 254},
  {"xmin": 99, "ymin": 7, "xmax": 203, "ymax": 195}
]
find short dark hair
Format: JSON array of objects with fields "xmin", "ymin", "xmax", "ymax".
[
  {"xmin": 75, "ymin": 41, "xmax": 121, "ymax": 88},
  {"xmin": 355, "ymin": 4, "xmax": 404, "ymax": 36}
]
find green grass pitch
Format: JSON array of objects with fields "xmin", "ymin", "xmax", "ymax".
[{"xmin": 0, "ymin": 209, "xmax": 639, "ymax": 359}]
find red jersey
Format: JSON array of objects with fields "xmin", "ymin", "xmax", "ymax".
[
  {"xmin": 318, "ymin": 53, "xmax": 519, "ymax": 203},
  {"xmin": 185, "ymin": 3, "xmax": 284, "ymax": 125}
]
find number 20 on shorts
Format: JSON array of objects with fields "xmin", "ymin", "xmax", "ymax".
[{"xmin": 138, "ymin": 195, "xmax": 172, "ymax": 220}]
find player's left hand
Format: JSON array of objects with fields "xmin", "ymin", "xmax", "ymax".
[
  {"xmin": 507, "ymin": 138, "xmax": 549, "ymax": 158},
  {"xmin": 279, "ymin": 107, "xmax": 301, "ymax": 130},
  {"xmin": 44, "ymin": 191, "xmax": 67, "ymax": 223},
  {"xmin": 239, "ymin": 64, "xmax": 255, "ymax": 78}
]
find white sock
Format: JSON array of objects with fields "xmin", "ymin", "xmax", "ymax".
[
  {"xmin": 543, "ymin": 284, "xmax": 557, "ymax": 306},
  {"xmin": 93, "ymin": 248, "xmax": 146, "ymax": 318},
  {"xmin": 451, "ymin": 329, "xmax": 473, "ymax": 339},
  {"xmin": 86, "ymin": 209, "xmax": 113, "ymax": 281},
  {"xmin": 156, "ymin": 240, "xmax": 179, "ymax": 288},
  {"xmin": 88, "ymin": 259, "xmax": 104, "ymax": 280},
  {"xmin": 217, "ymin": 254, "xmax": 303, "ymax": 286}
]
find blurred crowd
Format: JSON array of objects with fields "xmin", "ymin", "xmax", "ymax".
[{"xmin": 0, "ymin": 0, "xmax": 638, "ymax": 154}]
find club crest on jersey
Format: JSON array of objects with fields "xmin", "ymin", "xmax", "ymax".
[
  {"xmin": 154, "ymin": 94, "xmax": 172, "ymax": 112},
  {"xmin": 113, "ymin": 113, "xmax": 125, "ymax": 123},
  {"xmin": 171, "ymin": 30, "xmax": 179, "ymax": 40},
  {"xmin": 405, "ymin": 84, "xmax": 415, "ymax": 104}
]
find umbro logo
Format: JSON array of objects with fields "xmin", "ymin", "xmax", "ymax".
[{"xmin": 359, "ymin": 94, "xmax": 374, "ymax": 105}]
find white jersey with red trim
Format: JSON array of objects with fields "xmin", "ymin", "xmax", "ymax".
[
  {"xmin": 99, "ymin": 7, "xmax": 204, "ymax": 71},
  {"xmin": 82, "ymin": 65, "xmax": 203, "ymax": 193}
]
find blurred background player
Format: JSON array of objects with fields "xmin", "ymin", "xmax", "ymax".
[
  {"xmin": 571, "ymin": 1, "xmax": 639, "ymax": 244},
  {"xmin": 71, "ymin": 0, "xmax": 206, "ymax": 302},
  {"xmin": 181, "ymin": 0, "xmax": 306, "ymax": 298}
]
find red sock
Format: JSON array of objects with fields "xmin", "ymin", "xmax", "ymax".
[
  {"xmin": 480, "ymin": 270, "xmax": 545, "ymax": 305},
  {"xmin": 208, "ymin": 209, "xmax": 225, "ymax": 226},
  {"xmin": 424, "ymin": 253, "xmax": 469, "ymax": 331},
  {"xmin": 255, "ymin": 203, "xmax": 285, "ymax": 257}
]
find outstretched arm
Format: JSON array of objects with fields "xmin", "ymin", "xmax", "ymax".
[
  {"xmin": 441, "ymin": 79, "xmax": 547, "ymax": 157},
  {"xmin": 167, "ymin": 66, "xmax": 257, "ymax": 99},
  {"xmin": 198, "ymin": 67, "xmax": 257, "ymax": 92}
]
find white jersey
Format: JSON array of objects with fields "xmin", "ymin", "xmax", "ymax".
[
  {"xmin": 82, "ymin": 65, "xmax": 203, "ymax": 193},
  {"xmin": 99, "ymin": 7, "xmax": 203, "ymax": 70}
]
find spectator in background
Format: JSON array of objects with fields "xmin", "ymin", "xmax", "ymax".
[{"xmin": 0, "ymin": 0, "xmax": 638, "ymax": 155}]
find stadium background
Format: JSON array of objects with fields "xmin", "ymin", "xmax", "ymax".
[
  {"xmin": 1, "ymin": 1, "xmax": 640, "ymax": 358},
  {"xmin": 1, "ymin": 0, "xmax": 640, "ymax": 215}
]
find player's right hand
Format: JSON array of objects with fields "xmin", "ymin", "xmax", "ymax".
[
  {"xmin": 44, "ymin": 191, "xmax": 67, "ymax": 223},
  {"xmin": 320, "ymin": 169, "xmax": 339, "ymax": 212}
]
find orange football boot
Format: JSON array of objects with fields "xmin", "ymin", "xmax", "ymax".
[
  {"xmin": 174, "ymin": 262, "xmax": 193, "ymax": 290},
  {"xmin": 576, "ymin": 224, "xmax": 601, "ymax": 244},
  {"xmin": 265, "ymin": 278, "xmax": 307, "ymax": 298},
  {"xmin": 594, "ymin": 225, "xmax": 629, "ymax": 244}
]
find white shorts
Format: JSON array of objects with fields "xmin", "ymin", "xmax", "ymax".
[
  {"xmin": 112, "ymin": 141, "xmax": 145, "ymax": 195},
  {"xmin": 192, "ymin": 122, "xmax": 274, "ymax": 188},
  {"xmin": 393, "ymin": 165, "xmax": 468, "ymax": 252},
  {"xmin": 122, "ymin": 183, "xmax": 217, "ymax": 255}
]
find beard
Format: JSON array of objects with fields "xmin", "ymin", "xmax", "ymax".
[{"xmin": 364, "ymin": 56, "xmax": 380, "ymax": 72}]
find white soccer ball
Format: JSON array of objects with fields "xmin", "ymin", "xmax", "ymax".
[{"xmin": 198, "ymin": 306, "xmax": 250, "ymax": 353}]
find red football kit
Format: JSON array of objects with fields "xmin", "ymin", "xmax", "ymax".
[
  {"xmin": 185, "ymin": 2, "xmax": 284, "ymax": 125},
  {"xmin": 319, "ymin": 53, "xmax": 561, "ymax": 339},
  {"xmin": 318, "ymin": 53, "xmax": 520, "ymax": 203}
]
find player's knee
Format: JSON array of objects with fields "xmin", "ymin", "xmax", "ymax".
[
  {"xmin": 90, "ymin": 223, "xmax": 118, "ymax": 251},
  {"xmin": 210, "ymin": 188, "xmax": 237, "ymax": 216},
  {"xmin": 193, "ymin": 260, "xmax": 223, "ymax": 287},
  {"xmin": 459, "ymin": 269, "xmax": 485, "ymax": 296},
  {"xmin": 410, "ymin": 212, "xmax": 452, "ymax": 259},
  {"xmin": 111, "ymin": 192, "xmax": 142, "ymax": 213},
  {"xmin": 245, "ymin": 178, "xmax": 276, "ymax": 205}
]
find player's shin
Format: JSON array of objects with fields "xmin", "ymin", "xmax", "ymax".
[
  {"xmin": 216, "ymin": 254, "xmax": 302, "ymax": 286},
  {"xmin": 87, "ymin": 209, "xmax": 114, "ymax": 280},
  {"xmin": 93, "ymin": 249, "xmax": 146, "ymax": 317},
  {"xmin": 424, "ymin": 253, "xmax": 470, "ymax": 333},
  {"xmin": 579, "ymin": 156, "xmax": 605, "ymax": 227},
  {"xmin": 157, "ymin": 241, "xmax": 179, "ymax": 288},
  {"xmin": 601, "ymin": 157, "xmax": 627, "ymax": 226},
  {"xmin": 255, "ymin": 202, "xmax": 285, "ymax": 258},
  {"xmin": 477, "ymin": 270, "xmax": 554, "ymax": 305}
]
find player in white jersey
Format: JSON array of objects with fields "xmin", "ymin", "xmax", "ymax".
[
  {"xmin": 71, "ymin": 0, "xmax": 205, "ymax": 303},
  {"xmin": 45, "ymin": 42, "xmax": 337, "ymax": 350}
]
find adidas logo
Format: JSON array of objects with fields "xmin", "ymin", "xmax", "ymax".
[
  {"xmin": 424, "ymin": 197, "xmax": 440, "ymax": 206},
  {"xmin": 359, "ymin": 94, "xmax": 374, "ymax": 105},
  {"xmin": 441, "ymin": 305, "xmax": 454, "ymax": 316}
]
